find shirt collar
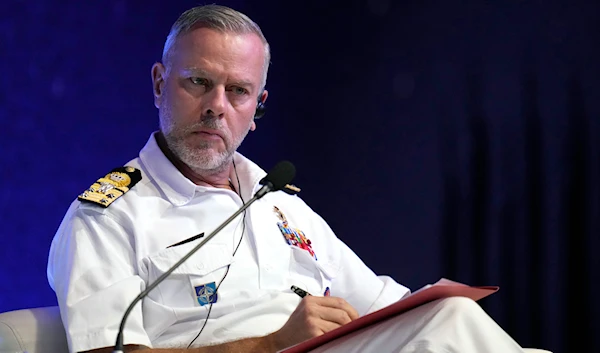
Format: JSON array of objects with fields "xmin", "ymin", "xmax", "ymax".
[
  {"xmin": 230, "ymin": 152, "xmax": 269, "ymax": 203},
  {"xmin": 139, "ymin": 131, "xmax": 268, "ymax": 206}
]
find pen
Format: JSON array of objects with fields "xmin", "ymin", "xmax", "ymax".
[
  {"xmin": 291, "ymin": 285, "xmax": 311, "ymax": 298},
  {"xmin": 166, "ymin": 232, "xmax": 205, "ymax": 248}
]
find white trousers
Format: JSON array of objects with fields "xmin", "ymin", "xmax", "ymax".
[{"xmin": 310, "ymin": 297, "xmax": 525, "ymax": 353}]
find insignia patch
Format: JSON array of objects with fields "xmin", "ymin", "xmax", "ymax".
[
  {"xmin": 274, "ymin": 206, "xmax": 317, "ymax": 260},
  {"xmin": 78, "ymin": 166, "xmax": 142, "ymax": 208},
  {"xmin": 282, "ymin": 184, "xmax": 301, "ymax": 195},
  {"xmin": 194, "ymin": 282, "xmax": 218, "ymax": 306}
]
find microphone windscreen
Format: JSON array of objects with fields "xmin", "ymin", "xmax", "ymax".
[{"xmin": 261, "ymin": 160, "xmax": 296, "ymax": 191}]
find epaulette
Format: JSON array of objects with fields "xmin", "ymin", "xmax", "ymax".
[
  {"xmin": 282, "ymin": 184, "xmax": 301, "ymax": 195},
  {"xmin": 78, "ymin": 166, "xmax": 142, "ymax": 208}
]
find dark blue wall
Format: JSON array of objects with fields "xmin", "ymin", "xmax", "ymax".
[{"xmin": 1, "ymin": 1, "xmax": 598, "ymax": 352}]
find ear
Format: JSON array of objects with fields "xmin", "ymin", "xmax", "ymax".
[
  {"xmin": 260, "ymin": 89, "xmax": 269, "ymax": 104},
  {"xmin": 251, "ymin": 89, "xmax": 268, "ymax": 131},
  {"xmin": 151, "ymin": 62, "xmax": 167, "ymax": 109}
]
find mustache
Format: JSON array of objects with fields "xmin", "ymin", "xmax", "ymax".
[{"xmin": 181, "ymin": 116, "xmax": 224, "ymax": 133}]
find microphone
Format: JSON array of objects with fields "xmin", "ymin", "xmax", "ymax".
[
  {"xmin": 256, "ymin": 159, "xmax": 296, "ymax": 199},
  {"xmin": 112, "ymin": 160, "xmax": 296, "ymax": 352}
]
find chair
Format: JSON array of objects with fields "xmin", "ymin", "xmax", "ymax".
[
  {"xmin": 0, "ymin": 306, "xmax": 68, "ymax": 353},
  {"xmin": 0, "ymin": 306, "xmax": 553, "ymax": 353}
]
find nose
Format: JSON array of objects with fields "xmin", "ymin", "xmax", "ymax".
[{"xmin": 203, "ymin": 87, "xmax": 226, "ymax": 118}]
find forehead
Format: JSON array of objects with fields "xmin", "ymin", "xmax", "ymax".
[{"xmin": 169, "ymin": 27, "xmax": 265, "ymax": 82}]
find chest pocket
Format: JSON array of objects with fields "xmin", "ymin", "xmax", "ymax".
[
  {"xmin": 143, "ymin": 242, "xmax": 233, "ymax": 309},
  {"xmin": 288, "ymin": 245, "xmax": 338, "ymax": 297}
]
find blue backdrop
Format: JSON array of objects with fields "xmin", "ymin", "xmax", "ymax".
[{"xmin": 1, "ymin": 1, "xmax": 598, "ymax": 352}]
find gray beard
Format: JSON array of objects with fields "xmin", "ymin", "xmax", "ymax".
[
  {"xmin": 166, "ymin": 133, "xmax": 233, "ymax": 174},
  {"xmin": 160, "ymin": 114, "xmax": 251, "ymax": 175}
]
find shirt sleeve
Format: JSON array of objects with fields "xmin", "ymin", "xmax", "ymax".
[
  {"xmin": 331, "ymin": 238, "xmax": 411, "ymax": 315},
  {"xmin": 47, "ymin": 203, "xmax": 152, "ymax": 353},
  {"xmin": 299, "ymin": 203, "xmax": 411, "ymax": 316}
]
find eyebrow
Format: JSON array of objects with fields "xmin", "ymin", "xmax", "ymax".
[
  {"xmin": 181, "ymin": 67, "xmax": 256, "ymax": 90},
  {"xmin": 181, "ymin": 67, "xmax": 210, "ymax": 76},
  {"xmin": 230, "ymin": 79, "xmax": 255, "ymax": 89}
]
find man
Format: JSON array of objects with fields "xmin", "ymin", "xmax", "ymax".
[{"xmin": 47, "ymin": 4, "xmax": 528, "ymax": 353}]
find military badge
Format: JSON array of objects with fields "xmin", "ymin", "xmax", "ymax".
[
  {"xmin": 194, "ymin": 282, "xmax": 218, "ymax": 306},
  {"xmin": 282, "ymin": 184, "xmax": 301, "ymax": 195},
  {"xmin": 78, "ymin": 166, "xmax": 141, "ymax": 207},
  {"xmin": 274, "ymin": 206, "xmax": 317, "ymax": 260}
]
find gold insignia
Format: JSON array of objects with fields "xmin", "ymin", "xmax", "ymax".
[
  {"xmin": 273, "ymin": 206, "xmax": 288, "ymax": 223},
  {"xmin": 283, "ymin": 184, "xmax": 301, "ymax": 195},
  {"xmin": 78, "ymin": 166, "xmax": 142, "ymax": 208}
]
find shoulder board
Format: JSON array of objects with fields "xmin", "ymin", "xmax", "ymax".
[
  {"xmin": 77, "ymin": 166, "xmax": 142, "ymax": 208},
  {"xmin": 282, "ymin": 184, "xmax": 301, "ymax": 195}
]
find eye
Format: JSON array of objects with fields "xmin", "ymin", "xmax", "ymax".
[
  {"xmin": 231, "ymin": 86, "xmax": 248, "ymax": 95},
  {"xmin": 190, "ymin": 77, "xmax": 208, "ymax": 86}
]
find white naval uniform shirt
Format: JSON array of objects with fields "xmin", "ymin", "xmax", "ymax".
[{"xmin": 47, "ymin": 132, "xmax": 410, "ymax": 353}]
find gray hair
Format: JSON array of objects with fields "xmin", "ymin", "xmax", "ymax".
[{"xmin": 162, "ymin": 4, "xmax": 271, "ymax": 90}]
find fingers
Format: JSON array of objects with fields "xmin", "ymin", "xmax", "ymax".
[
  {"xmin": 317, "ymin": 306, "xmax": 354, "ymax": 327},
  {"xmin": 305, "ymin": 295, "xmax": 360, "ymax": 321},
  {"xmin": 270, "ymin": 295, "xmax": 359, "ymax": 350},
  {"xmin": 298, "ymin": 301, "xmax": 352, "ymax": 334},
  {"xmin": 310, "ymin": 316, "xmax": 343, "ymax": 334}
]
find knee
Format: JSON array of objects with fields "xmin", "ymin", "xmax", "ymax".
[{"xmin": 434, "ymin": 296, "xmax": 484, "ymax": 318}]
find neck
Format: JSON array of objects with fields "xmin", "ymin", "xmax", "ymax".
[{"xmin": 156, "ymin": 132, "xmax": 234, "ymax": 191}]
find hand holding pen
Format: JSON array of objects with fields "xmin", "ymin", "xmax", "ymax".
[{"xmin": 265, "ymin": 285, "xmax": 359, "ymax": 350}]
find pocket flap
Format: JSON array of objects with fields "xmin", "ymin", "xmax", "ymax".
[
  {"xmin": 289, "ymin": 245, "xmax": 338, "ymax": 279},
  {"xmin": 316, "ymin": 260, "xmax": 339, "ymax": 279},
  {"xmin": 147, "ymin": 242, "xmax": 232, "ymax": 276}
]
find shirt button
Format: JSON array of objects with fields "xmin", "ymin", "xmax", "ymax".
[
  {"xmin": 197, "ymin": 263, "xmax": 205, "ymax": 270},
  {"xmin": 264, "ymin": 264, "xmax": 273, "ymax": 272}
]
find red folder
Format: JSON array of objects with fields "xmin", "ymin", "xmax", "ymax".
[{"xmin": 278, "ymin": 278, "xmax": 499, "ymax": 353}]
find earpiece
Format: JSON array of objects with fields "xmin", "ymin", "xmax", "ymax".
[{"xmin": 254, "ymin": 91, "xmax": 267, "ymax": 119}]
